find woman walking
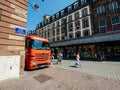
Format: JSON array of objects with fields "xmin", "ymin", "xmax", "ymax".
[{"xmin": 75, "ymin": 52, "xmax": 82, "ymax": 68}]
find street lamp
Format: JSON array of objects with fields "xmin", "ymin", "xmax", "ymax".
[{"xmin": 28, "ymin": 0, "xmax": 45, "ymax": 10}]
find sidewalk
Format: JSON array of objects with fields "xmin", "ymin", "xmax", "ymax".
[
  {"xmin": 51, "ymin": 59, "xmax": 120, "ymax": 80},
  {"xmin": 0, "ymin": 59, "xmax": 120, "ymax": 90}
]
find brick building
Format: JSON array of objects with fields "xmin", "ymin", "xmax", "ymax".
[
  {"xmin": 92, "ymin": 0, "xmax": 120, "ymax": 60},
  {"xmin": 0, "ymin": 0, "xmax": 28, "ymax": 81}
]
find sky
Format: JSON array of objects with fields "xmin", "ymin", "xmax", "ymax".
[{"xmin": 26, "ymin": 0, "xmax": 76, "ymax": 32}]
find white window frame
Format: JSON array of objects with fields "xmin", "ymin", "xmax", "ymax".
[
  {"xmin": 68, "ymin": 6, "xmax": 72, "ymax": 12},
  {"xmin": 61, "ymin": 10, "xmax": 64, "ymax": 16},
  {"xmin": 74, "ymin": 2, "xmax": 79, "ymax": 9},
  {"xmin": 56, "ymin": 13, "xmax": 59, "ymax": 18}
]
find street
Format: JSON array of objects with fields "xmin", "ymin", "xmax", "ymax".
[{"xmin": 0, "ymin": 59, "xmax": 120, "ymax": 90}]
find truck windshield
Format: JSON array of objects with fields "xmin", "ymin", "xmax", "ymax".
[{"xmin": 26, "ymin": 39, "xmax": 50, "ymax": 50}]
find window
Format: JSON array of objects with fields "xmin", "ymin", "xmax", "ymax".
[
  {"xmin": 52, "ymin": 30, "xmax": 55, "ymax": 36},
  {"xmin": 75, "ymin": 31, "xmax": 81, "ymax": 38},
  {"xmin": 56, "ymin": 21, "xmax": 59, "ymax": 27},
  {"xmin": 75, "ymin": 20, "xmax": 80, "ymax": 30},
  {"xmin": 69, "ymin": 33, "xmax": 73, "ymax": 39},
  {"xmin": 97, "ymin": 6, "xmax": 105, "ymax": 14},
  {"xmin": 68, "ymin": 15, "xmax": 72, "ymax": 22},
  {"xmin": 52, "ymin": 15, "xmax": 55, "ymax": 20},
  {"xmin": 74, "ymin": 12, "xmax": 79, "ymax": 19},
  {"xmin": 109, "ymin": 2, "xmax": 118, "ymax": 10},
  {"xmin": 61, "ymin": 35, "xmax": 65, "ymax": 40},
  {"xmin": 47, "ymin": 18, "xmax": 50, "ymax": 23},
  {"xmin": 61, "ymin": 26, "xmax": 66, "ymax": 34},
  {"xmin": 82, "ymin": 8, "xmax": 88, "ymax": 16},
  {"xmin": 111, "ymin": 16, "xmax": 120, "ymax": 31},
  {"xmin": 52, "ymin": 23, "xmax": 55, "ymax": 28},
  {"xmin": 48, "ymin": 25, "xmax": 52, "ymax": 29},
  {"xmin": 61, "ymin": 18, "xmax": 66, "ymax": 25},
  {"xmin": 56, "ymin": 13, "xmax": 59, "ymax": 18},
  {"xmin": 99, "ymin": 19, "xmax": 106, "ymax": 33},
  {"xmin": 83, "ymin": 30, "xmax": 89, "ymax": 36},
  {"xmin": 61, "ymin": 10, "xmax": 64, "ymax": 16},
  {"xmin": 82, "ymin": 18, "xmax": 89, "ymax": 28},
  {"xmin": 57, "ymin": 36, "xmax": 60, "ymax": 41},
  {"xmin": 56, "ymin": 28, "xmax": 60, "ymax": 35},
  {"xmin": 52, "ymin": 38, "xmax": 55, "ymax": 42},
  {"xmin": 68, "ymin": 6, "xmax": 72, "ymax": 12},
  {"xmin": 74, "ymin": 2, "xmax": 79, "ymax": 9},
  {"xmin": 68, "ymin": 23, "xmax": 73, "ymax": 32},
  {"xmin": 81, "ymin": 0, "xmax": 86, "ymax": 5}
]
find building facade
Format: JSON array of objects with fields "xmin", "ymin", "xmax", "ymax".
[
  {"xmin": 0, "ymin": 0, "xmax": 28, "ymax": 81},
  {"xmin": 35, "ymin": 0, "xmax": 120, "ymax": 60}
]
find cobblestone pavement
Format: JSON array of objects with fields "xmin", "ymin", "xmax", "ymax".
[{"xmin": 0, "ymin": 60, "xmax": 120, "ymax": 90}]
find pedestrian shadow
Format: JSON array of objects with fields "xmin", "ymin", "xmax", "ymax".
[{"xmin": 69, "ymin": 65, "xmax": 76, "ymax": 68}]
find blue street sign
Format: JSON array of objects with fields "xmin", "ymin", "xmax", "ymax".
[{"xmin": 15, "ymin": 28, "xmax": 26, "ymax": 35}]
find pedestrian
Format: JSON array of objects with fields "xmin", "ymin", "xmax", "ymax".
[
  {"xmin": 56, "ymin": 51, "xmax": 63, "ymax": 64},
  {"xmin": 75, "ymin": 52, "xmax": 82, "ymax": 68},
  {"xmin": 98, "ymin": 50, "xmax": 105, "ymax": 61},
  {"xmin": 51, "ymin": 52, "xmax": 54, "ymax": 62}
]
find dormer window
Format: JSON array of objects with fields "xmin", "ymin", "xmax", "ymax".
[
  {"xmin": 61, "ymin": 10, "xmax": 64, "ymax": 16},
  {"xmin": 81, "ymin": 0, "xmax": 86, "ymax": 5},
  {"xmin": 52, "ymin": 15, "xmax": 55, "ymax": 20},
  {"xmin": 56, "ymin": 13, "xmax": 59, "ymax": 18},
  {"xmin": 74, "ymin": 2, "xmax": 79, "ymax": 9},
  {"xmin": 47, "ymin": 18, "xmax": 50, "ymax": 23},
  {"xmin": 68, "ymin": 6, "xmax": 72, "ymax": 12}
]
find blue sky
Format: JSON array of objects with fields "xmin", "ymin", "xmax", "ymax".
[{"xmin": 26, "ymin": 0, "xmax": 76, "ymax": 32}]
